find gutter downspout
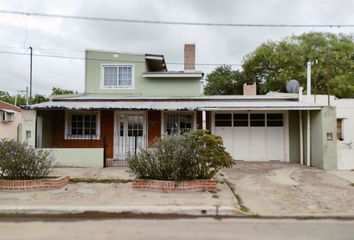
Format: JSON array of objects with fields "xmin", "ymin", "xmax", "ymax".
[{"xmin": 306, "ymin": 61, "xmax": 311, "ymax": 167}]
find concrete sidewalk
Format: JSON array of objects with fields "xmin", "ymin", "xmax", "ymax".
[
  {"xmin": 3, "ymin": 165, "xmax": 354, "ymax": 218},
  {"xmin": 0, "ymin": 168, "xmax": 240, "ymax": 217}
]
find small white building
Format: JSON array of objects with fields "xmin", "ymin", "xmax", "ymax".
[{"xmin": 0, "ymin": 100, "xmax": 22, "ymax": 141}]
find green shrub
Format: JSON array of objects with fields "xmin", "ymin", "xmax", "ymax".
[
  {"xmin": 0, "ymin": 139, "xmax": 54, "ymax": 180},
  {"xmin": 128, "ymin": 130, "xmax": 233, "ymax": 181}
]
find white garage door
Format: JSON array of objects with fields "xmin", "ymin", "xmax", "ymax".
[{"xmin": 214, "ymin": 113, "xmax": 286, "ymax": 161}]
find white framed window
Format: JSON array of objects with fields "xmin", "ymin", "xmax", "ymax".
[
  {"xmin": 102, "ymin": 65, "xmax": 133, "ymax": 88},
  {"xmin": 165, "ymin": 113, "xmax": 193, "ymax": 135},
  {"xmin": 0, "ymin": 110, "xmax": 15, "ymax": 122},
  {"xmin": 65, "ymin": 111, "xmax": 100, "ymax": 139}
]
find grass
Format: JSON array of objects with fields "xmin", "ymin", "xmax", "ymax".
[
  {"xmin": 350, "ymin": 183, "xmax": 354, "ymax": 187},
  {"xmin": 224, "ymin": 179, "xmax": 250, "ymax": 213},
  {"xmin": 69, "ymin": 178, "xmax": 132, "ymax": 184}
]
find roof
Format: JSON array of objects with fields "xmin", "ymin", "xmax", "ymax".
[
  {"xmin": 26, "ymin": 99, "xmax": 322, "ymax": 111},
  {"xmin": 0, "ymin": 100, "xmax": 21, "ymax": 112},
  {"xmin": 51, "ymin": 94, "xmax": 299, "ymax": 101}
]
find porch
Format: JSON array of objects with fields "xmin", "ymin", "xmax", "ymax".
[{"xmin": 34, "ymin": 109, "xmax": 209, "ymax": 167}]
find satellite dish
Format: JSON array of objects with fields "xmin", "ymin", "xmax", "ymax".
[{"xmin": 286, "ymin": 79, "xmax": 300, "ymax": 93}]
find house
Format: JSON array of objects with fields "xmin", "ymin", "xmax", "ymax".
[
  {"xmin": 0, "ymin": 100, "xmax": 22, "ymax": 141},
  {"xmin": 21, "ymin": 44, "xmax": 337, "ymax": 170}
]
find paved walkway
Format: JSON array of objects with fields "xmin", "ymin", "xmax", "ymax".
[{"xmin": 50, "ymin": 167, "xmax": 135, "ymax": 180}]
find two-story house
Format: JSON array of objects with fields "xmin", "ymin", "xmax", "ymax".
[{"xmin": 22, "ymin": 44, "xmax": 338, "ymax": 170}]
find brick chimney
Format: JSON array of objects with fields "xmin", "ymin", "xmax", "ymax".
[
  {"xmin": 184, "ymin": 44, "xmax": 195, "ymax": 71},
  {"xmin": 243, "ymin": 83, "xmax": 257, "ymax": 95}
]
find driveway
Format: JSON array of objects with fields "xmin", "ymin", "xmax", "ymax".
[{"xmin": 222, "ymin": 161, "xmax": 354, "ymax": 216}]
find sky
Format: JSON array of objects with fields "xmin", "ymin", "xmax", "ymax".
[{"xmin": 0, "ymin": 0, "xmax": 353, "ymax": 96}]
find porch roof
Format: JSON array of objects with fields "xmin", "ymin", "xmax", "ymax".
[{"xmin": 26, "ymin": 100, "xmax": 323, "ymax": 111}]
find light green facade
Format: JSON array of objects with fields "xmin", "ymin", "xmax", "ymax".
[
  {"xmin": 310, "ymin": 107, "xmax": 337, "ymax": 170},
  {"xmin": 288, "ymin": 111, "xmax": 300, "ymax": 163},
  {"xmin": 85, "ymin": 50, "xmax": 202, "ymax": 97},
  {"xmin": 288, "ymin": 108, "xmax": 337, "ymax": 170}
]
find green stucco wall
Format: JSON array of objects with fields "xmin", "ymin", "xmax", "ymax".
[
  {"xmin": 310, "ymin": 110, "xmax": 324, "ymax": 168},
  {"xmin": 320, "ymin": 107, "xmax": 337, "ymax": 170},
  {"xmin": 85, "ymin": 50, "xmax": 202, "ymax": 97},
  {"xmin": 288, "ymin": 111, "xmax": 300, "ymax": 163},
  {"xmin": 309, "ymin": 107, "xmax": 337, "ymax": 170}
]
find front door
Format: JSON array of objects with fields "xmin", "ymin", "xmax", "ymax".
[{"xmin": 115, "ymin": 112, "xmax": 146, "ymax": 160}]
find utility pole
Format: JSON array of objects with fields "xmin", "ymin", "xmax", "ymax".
[
  {"xmin": 16, "ymin": 87, "xmax": 29, "ymax": 106},
  {"xmin": 29, "ymin": 46, "xmax": 33, "ymax": 99}
]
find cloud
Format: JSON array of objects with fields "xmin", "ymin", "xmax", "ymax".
[{"xmin": 0, "ymin": 0, "xmax": 353, "ymax": 95}]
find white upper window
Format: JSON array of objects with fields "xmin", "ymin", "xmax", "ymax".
[{"xmin": 103, "ymin": 65, "xmax": 133, "ymax": 88}]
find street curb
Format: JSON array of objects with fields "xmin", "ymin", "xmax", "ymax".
[{"xmin": 0, "ymin": 205, "xmax": 237, "ymax": 217}]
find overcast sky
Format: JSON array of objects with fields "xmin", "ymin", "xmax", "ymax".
[{"xmin": 0, "ymin": 0, "xmax": 353, "ymax": 95}]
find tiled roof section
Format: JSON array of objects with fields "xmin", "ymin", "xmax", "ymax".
[
  {"xmin": 0, "ymin": 100, "xmax": 21, "ymax": 112},
  {"xmin": 26, "ymin": 100, "xmax": 322, "ymax": 111}
]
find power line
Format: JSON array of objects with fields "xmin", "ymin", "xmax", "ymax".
[
  {"xmin": 0, "ymin": 9, "xmax": 353, "ymax": 28},
  {"xmin": 0, "ymin": 50, "xmax": 242, "ymax": 66}
]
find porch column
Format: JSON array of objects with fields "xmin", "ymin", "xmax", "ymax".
[{"xmin": 202, "ymin": 110, "xmax": 207, "ymax": 130}]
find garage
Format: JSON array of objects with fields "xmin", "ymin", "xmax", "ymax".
[{"xmin": 213, "ymin": 112, "xmax": 288, "ymax": 161}]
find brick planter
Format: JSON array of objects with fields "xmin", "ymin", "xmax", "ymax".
[
  {"xmin": 133, "ymin": 179, "xmax": 217, "ymax": 192},
  {"xmin": 0, "ymin": 176, "xmax": 70, "ymax": 191}
]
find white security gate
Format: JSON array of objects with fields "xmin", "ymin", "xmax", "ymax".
[
  {"xmin": 214, "ymin": 112, "xmax": 287, "ymax": 161},
  {"xmin": 114, "ymin": 112, "xmax": 146, "ymax": 160}
]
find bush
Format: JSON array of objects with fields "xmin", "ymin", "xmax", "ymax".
[
  {"xmin": 0, "ymin": 139, "xmax": 54, "ymax": 180},
  {"xmin": 128, "ymin": 130, "xmax": 233, "ymax": 181}
]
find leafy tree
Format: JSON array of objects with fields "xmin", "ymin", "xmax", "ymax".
[
  {"xmin": 51, "ymin": 87, "xmax": 77, "ymax": 96},
  {"xmin": 0, "ymin": 90, "xmax": 13, "ymax": 104},
  {"xmin": 204, "ymin": 65, "xmax": 248, "ymax": 95},
  {"xmin": 31, "ymin": 94, "xmax": 49, "ymax": 104},
  {"xmin": 242, "ymin": 32, "xmax": 354, "ymax": 98}
]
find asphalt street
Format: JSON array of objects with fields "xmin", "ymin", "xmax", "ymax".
[{"xmin": 0, "ymin": 218, "xmax": 354, "ymax": 240}]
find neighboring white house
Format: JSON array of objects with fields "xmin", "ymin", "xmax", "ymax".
[
  {"xmin": 334, "ymin": 99, "xmax": 354, "ymax": 170},
  {"xmin": 0, "ymin": 100, "xmax": 22, "ymax": 141},
  {"xmin": 300, "ymin": 95, "xmax": 354, "ymax": 170}
]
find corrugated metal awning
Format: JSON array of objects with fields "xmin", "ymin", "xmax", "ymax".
[{"xmin": 26, "ymin": 100, "xmax": 323, "ymax": 111}]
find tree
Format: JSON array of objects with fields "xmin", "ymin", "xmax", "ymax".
[
  {"xmin": 204, "ymin": 65, "xmax": 248, "ymax": 95},
  {"xmin": 0, "ymin": 90, "xmax": 13, "ymax": 104},
  {"xmin": 0, "ymin": 86, "xmax": 77, "ymax": 106},
  {"xmin": 31, "ymin": 94, "xmax": 49, "ymax": 104},
  {"xmin": 242, "ymin": 32, "xmax": 354, "ymax": 98},
  {"xmin": 51, "ymin": 87, "xmax": 77, "ymax": 96}
]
